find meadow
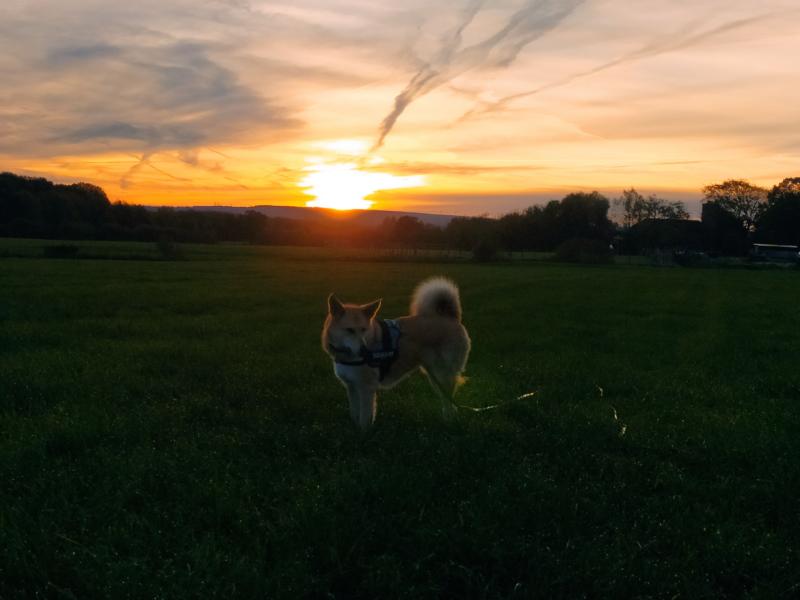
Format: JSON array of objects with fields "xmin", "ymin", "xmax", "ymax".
[{"xmin": 1, "ymin": 240, "xmax": 799, "ymax": 598}]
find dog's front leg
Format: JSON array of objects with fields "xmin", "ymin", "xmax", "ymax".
[
  {"xmin": 357, "ymin": 385, "xmax": 377, "ymax": 431},
  {"xmin": 345, "ymin": 382, "xmax": 360, "ymax": 425}
]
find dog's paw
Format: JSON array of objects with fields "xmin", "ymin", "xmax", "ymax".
[{"xmin": 441, "ymin": 402, "xmax": 459, "ymax": 421}]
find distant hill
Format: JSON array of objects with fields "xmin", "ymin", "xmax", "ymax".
[{"xmin": 173, "ymin": 205, "xmax": 457, "ymax": 227}]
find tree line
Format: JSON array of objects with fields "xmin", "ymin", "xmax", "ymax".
[
  {"xmin": 1, "ymin": 172, "xmax": 798, "ymax": 256},
  {"xmin": 432, "ymin": 179, "xmax": 799, "ymax": 257},
  {"xmin": 0, "ymin": 172, "xmax": 398, "ymax": 246}
]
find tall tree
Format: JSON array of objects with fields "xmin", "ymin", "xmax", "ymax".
[
  {"xmin": 770, "ymin": 177, "xmax": 800, "ymax": 197},
  {"xmin": 556, "ymin": 192, "xmax": 614, "ymax": 243},
  {"xmin": 701, "ymin": 180, "xmax": 768, "ymax": 232},
  {"xmin": 615, "ymin": 188, "xmax": 689, "ymax": 227}
]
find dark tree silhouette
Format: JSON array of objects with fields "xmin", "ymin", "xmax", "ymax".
[
  {"xmin": 701, "ymin": 201, "xmax": 748, "ymax": 256},
  {"xmin": 702, "ymin": 180, "xmax": 768, "ymax": 232},
  {"xmin": 555, "ymin": 192, "xmax": 615, "ymax": 243},
  {"xmin": 616, "ymin": 188, "xmax": 689, "ymax": 227},
  {"xmin": 444, "ymin": 216, "xmax": 497, "ymax": 252},
  {"xmin": 626, "ymin": 219, "xmax": 704, "ymax": 254},
  {"xmin": 754, "ymin": 177, "xmax": 800, "ymax": 245}
]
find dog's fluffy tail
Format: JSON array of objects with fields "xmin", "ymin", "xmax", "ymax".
[{"xmin": 411, "ymin": 277, "xmax": 462, "ymax": 321}]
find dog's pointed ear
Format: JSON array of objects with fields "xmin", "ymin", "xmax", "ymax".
[
  {"xmin": 362, "ymin": 299, "xmax": 382, "ymax": 320},
  {"xmin": 328, "ymin": 294, "xmax": 345, "ymax": 318}
]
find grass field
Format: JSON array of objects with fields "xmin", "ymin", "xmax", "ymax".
[{"xmin": 2, "ymin": 240, "xmax": 799, "ymax": 598}]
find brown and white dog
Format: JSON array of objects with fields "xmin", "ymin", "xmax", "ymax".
[{"xmin": 322, "ymin": 277, "xmax": 471, "ymax": 430}]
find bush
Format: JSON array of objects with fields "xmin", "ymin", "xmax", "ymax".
[
  {"xmin": 472, "ymin": 239, "xmax": 499, "ymax": 262},
  {"xmin": 555, "ymin": 238, "xmax": 613, "ymax": 264}
]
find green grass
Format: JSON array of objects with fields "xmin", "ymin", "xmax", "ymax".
[{"xmin": 1, "ymin": 239, "xmax": 799, "ymax": 598}]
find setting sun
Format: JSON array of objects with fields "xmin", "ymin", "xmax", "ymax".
[{"xmin": 300, "ymin": 141, "xmax": 424, "ymax": 210}]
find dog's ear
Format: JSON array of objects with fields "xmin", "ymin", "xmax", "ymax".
[
  {"xmin": 328, "ymin": 293, "xmax": 345, "ymax": 318},
  {"xmin": 361, "ymin": 299, "xmax": 382, "ymax": 320}
]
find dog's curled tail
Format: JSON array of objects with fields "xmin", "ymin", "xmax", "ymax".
[{"xmin": 411, "ymin": 277, "xmax": 462, "ymax": 321}]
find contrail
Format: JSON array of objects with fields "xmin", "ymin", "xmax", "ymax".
[
  {"xmin": 371, "ymin": 0, "xmax": 484, "ymax": 152},
  {"xmin": 455, "ymin": 11, "xmax": 785, "ymax": 123},
  {"xmin": 176, "ymin": 149, "xmax": 250, "ymax": 189},
  {"xmin": 121, "ymin": 152, "xmax": 189, "ymax": 188},
  {"xmin": 371, "ymin": 0, "xmax": 585, "ymax": 151},
  {"xmin": 120, "ymin": 153, "xmax": 151, "ymax": 189}
]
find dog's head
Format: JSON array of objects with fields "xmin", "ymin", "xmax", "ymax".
[{"xmin": 324, "ymin": 294, "xmax": 381, "ymax": 357}]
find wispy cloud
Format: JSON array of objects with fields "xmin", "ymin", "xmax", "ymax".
[
  {"xmin": 27, "ymin": 39, "xmax": 297, "ymax": 154},
  {"xmin": 455, "ymin": 10, "xmax": 794, "ymax": 123},
  {"xmin": 0, "ymin": 1, "xmax": 311, "ymax": 188},
  {"xmin": 121, "ymin": 153, "xmax": 191, "ymax": 189},
  {"xmin": 366, "ymin": 159, "xmax": 544, "ymax": 176},
  {"xmin": 372, "ymin": 0, "xmax": 585, "ymax": 151}
]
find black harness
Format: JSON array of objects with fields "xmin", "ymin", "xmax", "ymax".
[{"xmin": 329, "ymin": 319, "xmax": 401, "ymax": 381}]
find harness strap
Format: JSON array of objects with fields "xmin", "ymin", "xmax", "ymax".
[
  {"xmin": 336, "ymin": 358, "xmax": 367, "ymax": 366},
  {"xmin": 376, "ymin": 319, "xmax": 394, "ymax": 380},
  {"xmin": 332, "ymin": 319, "xmax": 401, "ymax": 381}
]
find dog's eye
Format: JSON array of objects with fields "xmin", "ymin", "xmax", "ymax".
[{"xmin": 346, "ymin": 328, "xmax": 356, "ymax": 334}]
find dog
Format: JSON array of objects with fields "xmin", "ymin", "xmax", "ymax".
[{"xmin": 322, "ymin": 277, "xmax": 471, "ymax": 430}]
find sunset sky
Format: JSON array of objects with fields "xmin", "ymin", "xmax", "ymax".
[{"xmin": 1, "ymin": 0, "xmax": 798, "ymax": 215}]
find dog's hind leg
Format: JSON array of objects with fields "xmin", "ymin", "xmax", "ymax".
[
  {"xmin": 422, "ymin": 366, "xmax": 460, "ymax": 421},
  {"xmin": 423, "ymin": 340, "xmax": 469, "ymax": 420}
]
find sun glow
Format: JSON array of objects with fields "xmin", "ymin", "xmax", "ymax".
[
  {"xmin": 314, "ymin": 139, "xmax": 370, "ymax": 156},
  {"xmin": 301, "ymin": 139, "xmax": 424, "ymax": 210}
]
